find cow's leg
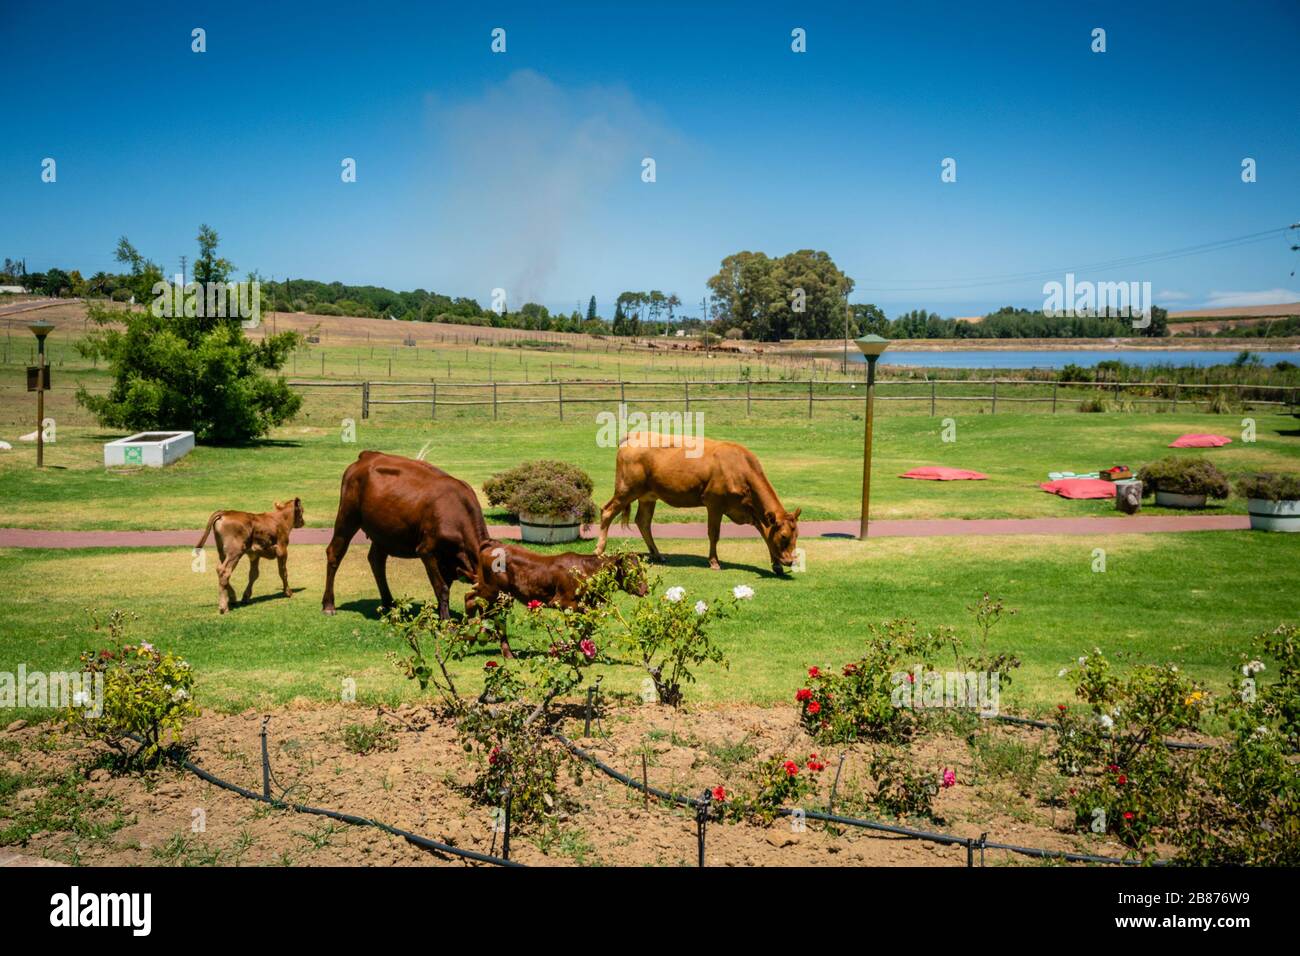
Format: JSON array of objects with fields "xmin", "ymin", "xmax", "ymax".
[
  {"xmin": 276, "ymin": 548, "xmax": 291, "ymax": 597},
  {"xmin": 217, "ymin": 552, "xmax": 242, "ymax": 614},
  {"xmin": 596, "ymin": 491, "xmax": 633, "ymax": 556},
  {"xmin": 420, "ymin": 553, "xmax": 451, "ymax": 619},
  {"xmin": 634, "ymin": 499, "xmax": 663, "ymax": 563},
  {"xmin": 241, "ymin": 554, "xmax": 260, "ymax": 603},
  {"xmin": 367, "ymin": 543, "xmax": 394, "ymax": 610},
  {"xmin": 706, "ymin": 506, "xmax": 723, "ymax": 570},
  {"xmin": 321, "ymin": 519, "xmax": 360, "ymax": 615}
]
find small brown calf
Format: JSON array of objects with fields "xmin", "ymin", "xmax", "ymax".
[
  {"xmin": 466, "ymin": 541, "xmax": 646, "ymax": 657},
  {"xmin": 197, "ymin": 498, "xmax": 304, "ymax": 613}
]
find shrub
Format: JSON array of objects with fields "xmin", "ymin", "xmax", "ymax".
[
  {"xmin": 483, "ymin": 460, "xmax": 593, "ymax": 510},
  {"xmin": 506, "ymin": 476, "xmax": 598, "ymax": 524},
  {"xmin": 1137, "ymin": 456, "xmax": 1230, "ymax": 499},
  {"xmin": 722, "ymin": 753, "xmax": 825, "ymax": 823},
  {"xmin": 61, "ymin": 610, "xmax": 199, "ymax": 768},
  {"xmin": 1078, "ymin": 398, "xmax": 1108, "ymax": 413},
  {"xmin": 867, "ymin": 746, "xmax": 940, "ymax": 819},
  {"xmin": 619, "ymin": 582, "xmax": 740, "ymax": 706},
  {"xmin": 796, "ymin": 618, "xmax": 949, "ymax": 745},
  {"xmin": 342, "ymin": 720, "xmax": 397, "ymax": 755},
  {"xmin": 1235, "ymin": 472, "xmax": 1300, "ymax": 502}
]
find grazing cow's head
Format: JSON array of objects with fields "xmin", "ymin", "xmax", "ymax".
[
  {"xmin": 614, "ymin": 552, "xmax": 650, "ymax": 597},
  {"xmin": 764, "ymin": 508, "xmax": 801, "ymax": 572}
]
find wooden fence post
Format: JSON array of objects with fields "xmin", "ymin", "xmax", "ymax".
[
  {"xmin": 930, "ymin": 380, "xmax": 936, "ymax": 417},
  {"xmin": 431, "ymin": 382, "xmax": 436, "ymax": 420},
  {"xmin": 558, "ymin": 382, "xmax": 564, "ymax": 420},
  {"xmin": 1173, "ymin": 383, "xmax": 1179, "ymax": 412},
  {"xmin": 746, "ymin": 380, "xmax": 752, "ymax": 417},
  {"xmin": 362, "ymin": 381, "xmax": 369, "ymax": 420},
  {"xmin": 808, "ymin": 379, "xmax": 814, "ymax": 419},
  {"xmin": 1051, "ymin": 381, "xmax": 1058, "ymax": 414},
  {"xmin": 685, "ymin": 380, "xmax": 690, "ymax": 414},
  {"xmin": 493, "ymin": 382, "xmax": 498, "ymax": 420},
  {"xmin": 991, "ymin": 380, "xmax": 998, "ymax": 415}
]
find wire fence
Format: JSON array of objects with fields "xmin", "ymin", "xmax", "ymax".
[{"xmin": 284, "ymin": 376, "xmax": 1300, "ymax": 423}]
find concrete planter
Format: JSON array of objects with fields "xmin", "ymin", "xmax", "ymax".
[
  {"xmin": 519, "ymin": 512, "xmax": 581, "ymax": 544},
  {"xmin": 1247, "ymin": 498, "xmax": 1300, "ymax": 532},
  {"xmin": 1154, "ymin": 490, "xmax": 1208, "ymax": 509},
  {"xmin": 104, "ymin": 431, "xmax": 195, "ymax": 468}
]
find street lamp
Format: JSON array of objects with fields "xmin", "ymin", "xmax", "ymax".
[
  {"xmin": 854, "ymin": 334, "xmax": 889, "ymax": 539},
  {"xmin": 28, "ymin": 320, "xmax": 53, "ymax": 468}
]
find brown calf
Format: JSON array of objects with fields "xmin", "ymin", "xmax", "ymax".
[
  {"xmin": 197, "ymin": 498, "xmax": 304, "ymax": 613},
  {"xmin": 466, "ymin": 542, "xmax": 647, "ymax": 657}
]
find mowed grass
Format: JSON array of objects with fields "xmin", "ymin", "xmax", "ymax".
[
  {"xmin": 1, "ymin": 411, "xmax": 1297, "ymax": 530},
  {"xmin": 0, "ymin": 531, "xmax": 1295, "ymax": 716}
]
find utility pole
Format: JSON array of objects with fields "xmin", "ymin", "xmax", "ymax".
[{"xmin": 179, "ymin": 256, "xmax": 187, "ymax": 286}]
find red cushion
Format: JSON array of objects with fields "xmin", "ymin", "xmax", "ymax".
[
  {"xmin": 1168, "ymin": 433, "xmax": 1232, "ymax": 448},
  {"xmin": 900, "ymin": 467, "xmax": 988, "ymax": 481},
  {"xmin": 1039, "ymin": 478, "xmax": 1117, "ymax": 499}
]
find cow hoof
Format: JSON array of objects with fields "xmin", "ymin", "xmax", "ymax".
[
  {"xmin": 219, "ymin": 607, "xmax": 228, "ymax": 615},
  {"xmin": 708, "ymin": 561, "xmax": 721, "ymax": 571},
  {"xmin": 283, "ymin": 590, "xmax": 293, "ymax": 598},
  {"xmin": 322, "ymin": 606, "xmax": 336, "ymax": 616}
]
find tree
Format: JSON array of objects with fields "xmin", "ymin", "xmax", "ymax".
[
  {"xmin": 192, "ymin": 224, "xmax": 235, "ymax": 287},
  {"xmin": 586, "ymin": 296, "xmax": 598, "ymax": 322},
  {"xmin": 706, "ymin": 249, "xmax": 853, "ymax": 341},
  {"xmin": 114, "ymin": 236, "xmax": 163, "ymax": 302},
  {"xmin": 77, "ymin": 237, "xmax": 303, "ymax": 444},
  {"xmin": 1142, "ymin": 305, "xmax": 1170, "ymax": 338}
]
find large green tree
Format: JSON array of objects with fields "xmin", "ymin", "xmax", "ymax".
[
  {"xmin": 707, "ymin": 249, "xmax": 853, "ymax": 341},
  {"xmin": 77, "ymin": 232, "xmax": 302, "ymax": 444}
]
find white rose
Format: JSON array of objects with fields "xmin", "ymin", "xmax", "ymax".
[
  {"xmin": 694, "ymin": 601, "xmax": 708, "ymax": 616},
  {"xmin": 664, "ymin": 586, "xmax": 686, "ymax": 603},
  {"xmin": 732, "ymin": 584, "xmax": 755, "ymax": 600}
]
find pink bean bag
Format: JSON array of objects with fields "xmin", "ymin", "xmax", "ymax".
[
  {"xmin": 900, "ymin": 467, "xmax": 988, "ymax": 481},
  {"xmin": 1039, "ymin": 478, "xmax": 1117, "ymax": 500},
  {"xmin": 1169, "ymin": 433, "xmax": 1232, "ymax": 448}
]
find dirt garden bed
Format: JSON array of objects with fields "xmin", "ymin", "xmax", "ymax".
[{"xmin": 0, "ymin": 701, "xmax": 1166, "ymax": 867}]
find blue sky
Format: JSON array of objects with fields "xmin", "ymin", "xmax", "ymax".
[{"xmin": 1, "ymin": 0, "xmax": 1297, "ymax": 318}]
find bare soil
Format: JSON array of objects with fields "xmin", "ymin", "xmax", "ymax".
[{"xmin": 0, "ymin": 701, "xmax": 1160, "ymax": 867}]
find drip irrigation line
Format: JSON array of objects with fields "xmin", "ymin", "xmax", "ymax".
[
  {"xmin": 553, "ymin": 731, "xmax": 1167, "ymax": 867},
  {"xmin": 137, "ymin": 733, "xmax": 522, "ymax": 868},
  {"xmin": 991, "ymin": 714, "xmax": 1214, "ymax": 751}
]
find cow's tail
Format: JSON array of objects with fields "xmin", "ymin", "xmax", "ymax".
[
  {"xmin": 618, "ymin": 501, "xmax": 633, "ymax": 529},
  {"xmin": 196, "ymin": 510, "xmax": 223, "ymax": 549}
]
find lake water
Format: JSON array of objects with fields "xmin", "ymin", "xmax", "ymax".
[{"xmin": 837, "ymin": 349, "xmax": 1300, "ymax": 370}]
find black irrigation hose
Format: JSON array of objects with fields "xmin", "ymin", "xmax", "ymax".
[
  {"xmin": 553, "ymin": 731, "xmax": 1168, "ymax": 867},
  {"xmin": 137, "ymin": 733, "xmax": 522, "ymax": 868},
  {"xmin": 992, "ymin": 714, "xmax": 1214, "ymax": 751}
]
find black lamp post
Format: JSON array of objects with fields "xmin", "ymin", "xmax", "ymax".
[
  {"xmin": 854, "ymin": 334, "xmax": 889, "ymax": 539},
  {"xmin": 28, "ymin": 319, "xmax": 53, "ymax": 468}
]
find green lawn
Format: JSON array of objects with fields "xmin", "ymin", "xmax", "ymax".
[
  {"xmin": 2, "ymin": 412, "xmax": 1296, "ymax": 530},
  {"xmin": 1, "ymin": 531, "xmax": 1295, "ymax": 717}
]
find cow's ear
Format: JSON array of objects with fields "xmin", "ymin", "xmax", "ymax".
[
  {"xmin": 765, "ymin": 510, "xmax": 778, "ymax": 526},
  {"xmin": 792, "ymin": 508, "xmax": 802, "ymax": 520},
  {"xmin": 274, "ymin": 500, "xmax": 283, "ymax": 509}
]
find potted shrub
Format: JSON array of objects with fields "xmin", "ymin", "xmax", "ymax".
[
  {"xmin": 1137, "ymin": 456, "xmax": 1230, "ymax": 509},
  {"xmin": 484, "ymin": 460, "xmax": 597, "ymax": 544},
  {"xmin": 1236, "ymin": 473, "xmax": 1300, "ymax": 532}
]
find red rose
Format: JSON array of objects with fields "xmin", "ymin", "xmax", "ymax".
[
  {"xmin": 1057, "ymin": 704, "xmax": 1067, "ymax": 711},
  {"xmin": 1117, "ymin": 775, "xmax": 1127, "ymax": 786},
  {"xmin": 795, "ymin": 688, "xmax": 812, "ymax": 702},
  {"xmin": 712, "ymin": 786, "xmax": 726, "ymax": 801},
  {"xmin": 807, "ymin": 701, "xmax": 821, "ymax": 715},
  {"xmin": 580, "ymin": 639, "xmax": 597, "ymax": 660},
  {"xmin": 1107, "ymin": 764, "xmax": 1119, "ymax": 772},
  {"xmin": 808, "ymin": 666, "xmax": 821, "ymax": 678},
  {"xmin": 843, "ymin": 664, "xmax": 857, "ymax": 676},
  {"xmin": 783, "ymin": 760, "xmax": 799, "ymax": 776},
  {"xmin": 1123, "ymin": 811, "xmax": 1134, "ymax": 821},
  {"xmin": 485, "ymin": 660, "xmax": 498, "ymax": 670},
  {"xmin": 527, "ymin": 600, "xmax": 543, "ymax": 611}
]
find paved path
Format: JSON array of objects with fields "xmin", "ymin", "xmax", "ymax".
[{"xmin": 0, "ymin": 515, "xmax": 1249, "ymax": 549}]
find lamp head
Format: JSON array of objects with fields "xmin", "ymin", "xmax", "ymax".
[
  {"xmin": 854, "ymin": 334, "xmax": 889, "ymax": 359},
  {"xmin": 27, "ymin": 320, "xmax": 54, "ymax": 341}
]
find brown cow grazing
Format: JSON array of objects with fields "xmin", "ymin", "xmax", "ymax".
[
  {"xmin": 197, "ymin": 498, "xmax": 304, "ymax": 614},
  {"xmin": 322, "ymin": 451, "xmax": 488, "ymax": 618},
  {"xmin": 466, "ymin": 542, "xmax": 647, "ymax": 657},
  {"xmin": 596, "ymin": 432, "xmax": 800, "ymax": 574}
]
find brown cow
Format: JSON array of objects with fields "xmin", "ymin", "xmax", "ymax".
[
  {"xmin": 595, "ymin": 432, "xmax": 800, "ymax": 574},
  {"xmin": 322, "ymin": 451, "xmax": 488, "ymax": 618},
  {"xmin": 196, "ymin": 498, "xmax": 304, "ymax": 614},
  {"xmin": 466, "ymin": 542, "xmax": 647, "ymax": 656}
]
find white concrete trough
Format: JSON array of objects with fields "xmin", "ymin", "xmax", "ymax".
[{"xmin": 103, "ymin": 430, "xmax": 195, "ymax": 468}]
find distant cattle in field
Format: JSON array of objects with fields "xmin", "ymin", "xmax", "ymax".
[
  {"xmin": 466, "ymin": 541, "xmax": 647, "ymax": 656},
  {"xmin": 197, "ymin": 498, "xmax": 304, "ymax": 613},
  {"xmin": 322, "ymin": 451, "xmax": 488, "ymax": 618},
  {"xmin": 596, "ymin": 433, "xmax": 800, "ymax": 574}
]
